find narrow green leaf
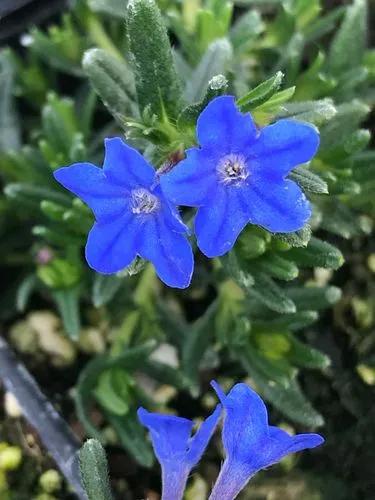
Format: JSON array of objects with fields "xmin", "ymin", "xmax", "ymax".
[
  {"xmin": 52, "ymin": 287, "xmax": 81, "ymax": 340},
  {"xmin": 178, "ymin": 74, "xmax": 228, "ymax": 127},
  {"xmin": 75, "ymin": 342, "xmax": 156, "ymax": 440},
  {"xmin": 142, "ymin": 360, "xmax": 189, "ymax": 390},
  {"xmin": 286, "ymin": 237, "xmax": 344, "ymax": 270},
  {"xmin": 249, "ymin": 273, "xmax": 296, "ymax": 314},
  {"xmin": 184, "ymin": 38, "xmax": 232, "ymax": 103},
  {"xmin": 107, "ymin": 411, "xmax": 154, "ymax": 467},
  {"xmin": 230, "ymin": 9, "xmax": 265, "ymax": 50},
  {"xmin": 328, "ymin": 0, "xmax": 367, "ymax": 75},
  {"xmin": 79, "ymin": 439, "xmax": 114, "ymax": 500},
  {"xmin": 320, "ymin": 201, "xmax": 363, "ymax": 238},
  {"xmin": 16, "ymin": 275, "xmax": 38, "ymax": 312},
  {"xmin": 88, "ymin": 0, "xmax": 127, "ymax": 18},
  {"xmin": 4, "ymin": 183, "xmax": 72, "ymax": 208},
  {"xmin": 288, "ymin": 166, "xmax": 329, "ymax": 194},
  {"xmin": 237, "ymin": 71, "xmax": 284, "ymax": 111},
  {"xmin": 255, "ymin": 311, "xmax": 319, "ymax": 332},
  {"xmin": 254, "ymin": 253, "xmax": 299, "ymax": 281},
  {"xmin": 238, "ymin": 345, "xmax": 324, "ymax": 427},
  {"xmin": 221, "ymin": 252, "xmax": 254, "ymax": 293},
  {"xmin": 277, "ymin": 99, "xmax": 337, "ymax": 125},
  {"xmin": 275, "ymin": 225, "xmax": 312, "ymax": 248},
  {"xmin": 287, "ymin": 335, "xmax": 330, "ymax": 370},
  {"xmin": 83, "ymin": 48, "xmax": 135, "ymax": 123},
  {"xmin": 287, "ymin": 286, "xmax": 342, "ymax": 311},
  {"xmin": 242, "ymin": 345, "xmax": 294, "ymax": 388},
  {"xmin": 92, "ymin": 274, "xmax": 123, "ymax": 307},
  {"xmin": 126, "ymin": 0, "xmax": 183, "ymax": 118},
  {"xmin": 182, "ymin": 301, "xmax": 218, "ymax": 389},
  {"xmin": 94, "ymin": 369, "xmax": 131, "ymax": 416},
  {"xmin": 0, "ymin": 51, "xmax": 20, "ymax": 151},
  {"xmin": 304, "ymin": 6, "xmax": 345, "ymax": 43}
]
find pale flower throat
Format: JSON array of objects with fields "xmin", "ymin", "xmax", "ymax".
[
  {"xmin": 131, "ymin": 188, "xmax": 160, "ymax": 214},
  {"xmin": 217, "ymin": 154, "xmax": 249, "ymax": 185}
]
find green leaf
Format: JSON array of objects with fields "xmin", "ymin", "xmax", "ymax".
[
  {"xmin": 107, "ymin": 411, "xmax": 154, "ymax": 467},
  {"xmin": 320, "ymin": 201, "xmax": 363, "ymax": 239},
  {"xmin": 287, "ymin": 335, "xmax": 330, "ymax": 370},
  {"xmin": 286, "ymin": 237, "xmax": 344, "ymax": 270},
  {"xmin": 221, "ymin": 251, "xmax": 254, "ymax": 293},
  {"xmin": 277, "ymin": 99, "xmax": 337, "ymax": 125},
  {"xmin": 83, "ymin": 48, "xmax": 135, "ymax": 123},
  {"xmin": 4, "ymin": 183, "xmax": 71, "ymax": 208},
  {"xmin": 142, "ymin": 360, "xmax": 189, "ymax": 390},
  {"xmin": 238, "ymin": 345, "xmax": 324, "ymax": 427},
  {"xmin": 237, "ymin": 71, "xmax": 284, "ymax": 111},
  {"xmin": 304, "ymin": 6, "xmax": 345, "ymax": 43},
  {"xmin": 287, "ymin": 286, "xmax": 342, "ymax": 311},
  {"xmin": 255, "ymin": 310, "xmax": 319, "ymax": 332},
  {"xmin": 289, "ymin": 166, "xmax": 328, "ymax": 195},
  {"xmin": 241, "ymin": 345, "xmax": 294, "ymax": 388},
  {"xmin": 0, "ymin": 51, "xmax": 20, "ymax": 152},
  {"xmin": 52, "ymin": 287, "xmax": 81, "ymax": 340},
  {"xmin": 79, "ymin": 439, "xmax": 114, "ymax": 500},
  {"xmin": 92, "ymin": 274, "xmax": 123, "ymax": 307},
  {"xmin": 320, "ymin": 100, "xmax": 370, "ymax": 151},
  {"xmin": 16, "ymin": 274, "xmax": 38, "ymax": 312},
  {"xmin": 30, "ymin": 25, "xmax": 84, "ymax": 77},
  {"xmin": 126, "ymin": 0, "xmax": 183, "ymax": 118},
  {"xmin": 249, "ymin": 272, "xmax": 296, "ymax": 314},
  {"xmin": 88, "ymin": 0, "xmax": 127, "ymax": 18},
  {"xmin": 184, "ymin": 38, "xmax": 232, "ymax": 103},
  {"xmin": 94, "ymin": 368, "xmax": 133, "ymax": 416},
  {"xmin": 230, "ymin": 9, "xmax": 265, "ymax": 51},
  {"xmin": 275, "ymin": 225, "xmax": 312, "ymax": 247},
  {"xmin": 196, "ymin": 2, "xmax": 233, "ymax": 54},
  {"xmin": 328, "ymin": 0, "xmax": 367, "ymax": 75},
  {"xmin": 75, "ymin": 342, "xmax": 156, "ymax": 441},
  {"xmin": 177, "ymin": 74, "xmax": 228, "ymax": 127},
  {"xmin": 254, "ymin": 253, "xmax": 299, "ymax": 281},
  {"xmin": 182, "ymin": 301, "xmax": 218, "ymax": 389}
]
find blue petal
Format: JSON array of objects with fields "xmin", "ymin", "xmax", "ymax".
[
  {"xmin": 256, "ymin": 426, "xmax": 324, "ymax": 470},
  {"xmin": 85, "ymin": 213, "xmax": 138, "ymax": 273},
  {"xmin": 187, "ymin": 404, "xmax": 222, "ymax": 466},
  {"xmin": 103, "ymin": 137, "xmax": 155, "ymax": 188},
  {"xmin": 211, "ymin": 381, "xmax": 269, "ymax": 463},
  {"xmin": 194, "ymin": 185, "xmax": 251, "ymax": 257},
  {"xmin": 137, "ymin": 408, "xmax": 193, "ymax": 462},
  {"xmin": 54, "ymin": 163, "xmax": 127, "ymax": 222},
  {"xmin": 138, "ymin": 214, "xmax": 194, "ymax": 288},
  {"xmin": 160, "ymin": 147, "xmax": 218, "ymax": 206},
  {"xmin": 197, "ymin": 96, "xmax": 258, "ymax": 153},
  {"xmin": 243, "ymin": 178, "xmax": 311, "ymax": 233},
  {"xmin": 250, "ymin": 119, "xmax": 320, "ymax": 178}
]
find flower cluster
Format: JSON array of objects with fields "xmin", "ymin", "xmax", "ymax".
[
  {"xmin": 138, "ymin": 381, "xmax": 324, "ymax": 500},
  {"xmin": 54, "ymin": 96, "xmax": 319, "ymax": 288}
]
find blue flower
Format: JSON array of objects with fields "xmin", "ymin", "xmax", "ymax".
[
  {"xmin": 53, "ymin": 138, "xmax": 194, "ymax": 288},
  {"xmin": 161, "ymin": 95, "xmax": 319, "ymax": 258},
  {"xmin": 209, "ymin": 381, "xmax": 324, "ymax": 500},
  {"xmin": 138, "ymin": 405, "xmax": 221, "ymax": 500}
]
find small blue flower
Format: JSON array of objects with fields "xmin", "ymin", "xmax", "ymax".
[
  {"xmin": 54, "ymin": 138, "xmax": 194, "ymax": 288},
  {"xmin": 161, "ymin": 95, "xmax": 319, "ymax": 258},
  {"xmin": 209, "ymin": 381, "xmax": 324, "ymax": 500},
  {"xmin": 138, "ymin": 405, "xmax": 221, "ymax": 500}
]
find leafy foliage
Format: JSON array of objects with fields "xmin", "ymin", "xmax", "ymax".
[{"xmin": 0, "ymin": 0, "xmax": 374, "ymax": 497}]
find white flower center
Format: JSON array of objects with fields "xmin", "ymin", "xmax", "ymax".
[
  {"xmin": 217, "ymin": 154, "xmax": 249, "ymax": 185},
  {"xmin": 131, "ymin": 188, "xmax": 160, "ymax": 214}
]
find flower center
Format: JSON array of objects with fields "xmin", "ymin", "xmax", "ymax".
[
  {"xmin": 217, "ymin": 154, "xmax": 249, "ymax": 185},
  {"xmin": 131, "ymin": 188, "xmax": 160, "ymax": 215}
]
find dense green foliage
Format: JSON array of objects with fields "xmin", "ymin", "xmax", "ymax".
[{"xmin": 0, "ymin": 0, "xmax": 374, "ymax": 498}]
